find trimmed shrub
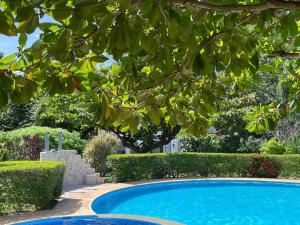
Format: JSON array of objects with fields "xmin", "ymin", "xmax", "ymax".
[
  {"xmin": 260, "ymin": 138, "xmax": 286, "ymax": 155},
  {"xmin": 108, "ymin": 153, "xmax": 300, "ymax": 182},
  {"xmin": 0, "ymin": 161, "xmax": 64, "ymax": 215},
  {"xmin": 83, "ymin": 131, "xmax": 120, "ymax": 176},
  {"xmin": 0, "ymin": 126, "xmax": 86, "ymax": 155}
]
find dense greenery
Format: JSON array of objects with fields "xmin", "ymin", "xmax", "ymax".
[
  {"xmin": 180, "ymin": 135, "xmax": 222, "ymax": 153},
  {"xmin": 0, "ymin": 161, "xmax": 64, "ymax": 214},
  {"xmin": 32, "ymin": 93, "xmax": 181, "ymax": 152},
  {"xmin": 0, "ymin": 126, "xmax": 86, "ymax": 156},
  {"xmin": 0, "ymin": 147, "xmax": 10, "ymax": 161},
  {"xmin": 83, "ymin": 130, "xmax": 120, "ymax": 176},
  {"xmin": 32, "ymin": 94, "xmax": 95, "ymax": 138},
  {"xmin": 1, "ymin": 0, "xmax": 300, "ymax": 135},
  {"xmin": 0, "ymin": 103, "xmax": 33, "ymax": 131},
  {"xmin": 108, "ymin": 153, "xmax": 300, "ymax": 182},
  {"xmin": 260, "ymin": 138, "xmax": 286, "ymax": 155}
]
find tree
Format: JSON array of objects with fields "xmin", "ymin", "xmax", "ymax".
[
  {"xmin": 33, "ymin": 93, "xmax": 180, "ymax": 152},
  {"xmin": 0, "ymin": 103, "xmax": 33, "ymax": 131},
  {"xmin": 0, "ymin": 52, "xmax": 4, "ymax": 59},
  {"xmin": 1, "ymin": 0, "xmax": 300, "ymax": 135},
  {"xmin": 109, "ymin": 117, "xmax": 181, "ymax": 153},
  {"xmin": 32, "ymin": 93, "xmax": 95, "ymax": 138}
]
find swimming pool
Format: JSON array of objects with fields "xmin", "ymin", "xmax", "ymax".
[
  {"xmin": 13, "ymin": 215, "xmax": 181, "ymax": 225},
  {"xmin": 92, "ymin": 180, "xmax": 300, "ymax": 225}
]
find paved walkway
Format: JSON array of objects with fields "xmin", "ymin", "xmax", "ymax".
[
  {"xmin": 2, "ymin": 178, "xmax": 300, "ymax": 225},
  {"xmin": 1, "ymin": 183, "xmax": 133, "ymax": 225}
]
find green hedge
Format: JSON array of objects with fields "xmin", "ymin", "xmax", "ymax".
[
  {"xmin": 0, "ymin": 126, "xmax": 86, "ymax": 154},
  {"xmin": 0, "ymin": 161, "xmax": 65, "ymax": 215},
  {"xmin": 108, "ymin": 153, "xmax": 300, "ymax": 182}
]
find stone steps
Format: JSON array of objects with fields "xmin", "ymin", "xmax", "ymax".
[{"xmin": 40, "ymin": 150, "xmax": 103, "ymax": 186}]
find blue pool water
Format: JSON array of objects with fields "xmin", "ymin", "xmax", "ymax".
[
  {"xmin": 14, "ymin": 216, "xmax": 160, "ymax": 225},
  {"xmin": 92, "ymin": 180, "xmax": 300, "ymax": 225}
]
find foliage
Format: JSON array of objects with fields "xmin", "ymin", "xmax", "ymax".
[
  {"xmin": 110, "ymin": 116, "xmax": 181, "ymax": 153},
  {"xmin": 249, "ymin": 154, "xmax": 281, "ymax": 178},
  {"xmin": 260, "ymin": 138, "xmax": 286, "ymax": 155},
  {"xmin": 0, "ymin": 161, "xmax": 64, "ymax": 214},
  {"xmin": 237, "ymin": 136, "xmax": 264, "ymax": 153},
  {"xmin": 109, "ymin": 153, "xmax": 272, "ymax": 182},
  {"xmin": 0, "ymin": 103, "xmax": 33, "ymax": 131},
  {"xmin": 212, "ymin": 110, "xmax": 248, "ymax": 136},
  {"xmin": 180, "ymin": 135, "xmax": 221, "ymax": 153},
  {"xmin": 0, "ymin": 147, "xmax": 10, "ymax": 161},
  {"xmin": 285, "ymin": 135, "xmax": 300, "ymax": 154},
  {"xmin": 0, "ymin": 126, "xmax": 86, "ymax": 154},
  {"xmin": 32, "ymin": 94, "xmax": 95, "ymax": 138},
  {"xmin": 83, "ymin": 130, "xmax": 120, "ymax": 176},
  {"xmin": 33, "ymin": 92, "xmax": 180, "ymax": 151},
  {"xmin": 108, "ymin": 153, "xmax": 293, "ymax": 182},
  {"xmin": 2, "ymin": 134, "xmax": 43, "ymax": 160},
  {"xmin": 212, "ymin": 109, "xmax": 253, "ymax": 152},
  {"xmin": 1, "ymin": 1, "xmax": 300, "ymax": 134}
]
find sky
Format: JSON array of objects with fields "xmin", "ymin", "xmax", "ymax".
[
  {"xmin": 0, "ymin": 16, "xmax": 54, "ymax": 56},
  {"xmin": 0, "ymin": 31, "xmax": 40, "ymax": 56}
]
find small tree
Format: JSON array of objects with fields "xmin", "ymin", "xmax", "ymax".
[
  {"xmin": 83, "ymin": 130, "xmax": 121, "ymax": 176},
  {"xmin": 109, "ymin": 117, "xmax": 181, "ymax": 153}
]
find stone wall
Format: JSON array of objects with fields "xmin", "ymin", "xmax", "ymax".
[{"xmin": 40, "ymin": 150, "xmax": 100, "ymax": 185}]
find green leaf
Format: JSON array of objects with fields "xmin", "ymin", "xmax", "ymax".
[
  {"xmin": 89, "ymin": 55, "xmax": 109, "ymax": 63},
  {"xmin": 51, "ymin": 4, "xmax": 73, "ymax": 20},
  {"xmin": 141, "ymin": 0, "xmax": 154, "ymax": 15},
  {"xmin": 0, "ymin": 54, "xmax": 16, "ymax": 64},
  {"xmin": 0, "ymin": 89, "xmax": 8, "ymax": 106},
  {"xmin": 294, "ymin": 37, "xmax": 300, "ymax": 48},
  {"xmin": 0, "ymin": 12, "xmax": 17, "ymax": 36},
  {"xmin": 146, "ymin": 106, "xmax": 162, "ymax": 126},
  {"xmin": 168, "ymin": 22, "xmax": 179, "ymax": 39},
  {"xmin": 192, "ymin": 53, "xmax": 205, "ymax": 74},
  {"xmin": 288, "ymin": 15, "xmax": 298, "ymax": 36},
  {"xmin": 15, "ymin": 7, "xmax": 35, "ymax": 22},
  {"xmin": 39, "ymin": 22, "xmax": 61, "ymax": 32},
  {"xmin": 224, "ymin": 16, "xmax": 233, "ymax": 30},
  {"xmin": 18, "ymin": 14, "xmax": 39, "ymax": 34},
  {"xmin": 18, "ymin": 33, "xmax": 27, "ymax": 47},
  {"xmin": 259, "ymin": 64, "xmax": 273, "ymax": 73}
]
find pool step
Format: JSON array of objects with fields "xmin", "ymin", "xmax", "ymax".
[{"xmin": 85, "ymin": 173, "xmax": 102, "ymax": 185}]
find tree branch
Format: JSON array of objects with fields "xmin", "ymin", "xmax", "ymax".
[
  {"xmin": 269, "ymin": 50, "xmax": 300, "ymax": 59},
  {"xmin": 176, "ymin": 0, "xmax": 300, "ymax": 12},
  {"xmin": 200, "ymin": 12, "xmax": 257, "ymax": 49}
]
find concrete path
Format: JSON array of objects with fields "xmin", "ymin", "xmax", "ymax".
[
  {"xmin": 1, "ymin": 183, "xmax": 133, "ymax": 225},
  {"xmin": 1, "ymin": 178, "xmax": 300, "ymax": 225}
]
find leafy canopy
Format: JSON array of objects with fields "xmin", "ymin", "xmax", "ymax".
[{"xmin": 1, "ymin": 0, "xmax": 300, "ymax": 135}]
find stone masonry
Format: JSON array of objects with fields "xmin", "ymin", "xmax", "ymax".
[{"xmin": 40, "ymin": 150, "xmax": 102, "ymax": 186}]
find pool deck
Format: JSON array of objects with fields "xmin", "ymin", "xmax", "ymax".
[{"xmin": 2, "ymin": 177, "xmax": 300, "ymax": 225}]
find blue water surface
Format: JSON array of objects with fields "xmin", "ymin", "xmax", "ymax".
[
  {"xmin": 14, "ymin": 216, "xmax": 159, "ymax": 225},
  {"xmin": 92, "ymin": 180, "xmax": 300, "ymax": 225}
]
